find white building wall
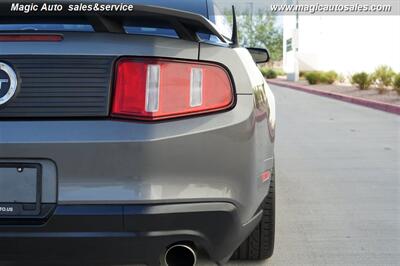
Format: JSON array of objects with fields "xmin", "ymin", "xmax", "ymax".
[{"xmin": 283, "ymin": 15, "xmax": 400, "ymax": 76}]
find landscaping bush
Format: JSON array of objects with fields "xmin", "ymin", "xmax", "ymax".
[
  {"xmin": 394, "ymin": 73, "xmax": 400, "ymax": 95},
  {"xmin": 351, "ymin": 72, "xmax": 372, "ymax": 90},
  {"xmin": 260, "ymin": 67, "xmax": 268, "ymax": 76},
  {"xmin": 265, "ymin": 69, "xmax": 278, "ymax": 79},
  {"xmin": 304, "ymin": 71, "xmax": 338, "ymax": 85},
  {"xmin": 304, "ymin": 71, "xmax": 322, "ymax": 84},
  {"xmin": 320, "ymin": 71, "xmax": 338, "ymax": 84},
  {"xmin": 274, "ymin": 68, "xmax": 286, "ymax": 76},
  {"xmin": 260, "ymin": 67, "xmax": 278, "ymax": 79},
  {"xmin": 372, "ymin": 65, "xmax": 395, "ymax": 94}
]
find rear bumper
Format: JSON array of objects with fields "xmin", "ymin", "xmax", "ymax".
[
  {"xmin": 0, "ymin": 95, "xmax": 273, "ymax": 264},
  {"xmin": 0, "ymin": 95, "xmax": 274, "ymax": 223},
  {"xmin": 0, "ymin": 202, "xmax": 262, "ymax": 265}
]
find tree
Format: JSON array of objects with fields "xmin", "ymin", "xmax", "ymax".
[{"xmin": 225, "ymin": 9, "xmax": 283, "ymax": 63}]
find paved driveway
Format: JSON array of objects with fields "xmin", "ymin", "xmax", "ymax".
[{"xmin": 203, "ymin": 84, "xmax": 400, "ymax": 265}]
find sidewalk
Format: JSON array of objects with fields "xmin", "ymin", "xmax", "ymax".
[{"xmin": 267, "ymin": 78, "xmax": 400, "ymax": 115}]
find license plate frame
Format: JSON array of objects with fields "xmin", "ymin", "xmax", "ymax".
[{"xmin": 0, "ymin": 163, "xmax": 42, "ymax": 217}]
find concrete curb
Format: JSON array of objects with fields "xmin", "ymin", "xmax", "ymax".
[{"xmin": 267, "ymin": 79, "xmax": 400, "ymax": 115}]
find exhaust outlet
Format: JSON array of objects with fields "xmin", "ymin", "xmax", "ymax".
[{"xmin": 164, "ymin": 244, "xmax": 197, "ymax": 266}]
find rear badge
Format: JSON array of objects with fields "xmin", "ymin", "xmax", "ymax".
[
  {"xmin": 0, "ymin": 206, "xmax": 14, "ymax": 213},
  {"xmin": 0, "ymin": 62, "xmax": 18, "ymax": 106}
]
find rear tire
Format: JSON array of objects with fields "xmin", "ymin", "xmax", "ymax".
[{"xmin": 231, "ymin": 171, "xmax": 275, "ymax": 260}]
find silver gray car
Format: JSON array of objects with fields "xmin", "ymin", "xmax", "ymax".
[{"xmin": 0, "ymin": 1, "xmax": 276, "ymax": 265}]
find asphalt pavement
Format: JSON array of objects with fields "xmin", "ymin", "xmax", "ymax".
[{"xmin": 203, "ymin": 84, "xmax": 400, "ymax": 265}]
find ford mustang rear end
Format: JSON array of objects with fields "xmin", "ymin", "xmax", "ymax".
[{"xmin": 0, "ymin": 1, "xmax": 276, "ymax": 265}]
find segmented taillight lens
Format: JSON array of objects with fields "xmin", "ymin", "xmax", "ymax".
[
  {"xmin": 0, "ymin": 34, "xmax": 63, "ymax": 42},
  {"xmin": 112, "ymin": 58, "xmax": 234, "ymax": 120}
]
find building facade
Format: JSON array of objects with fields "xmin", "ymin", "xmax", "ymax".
[{"xmin": 283, "ymin": 15, "xmax": 400, "ymax": 80}]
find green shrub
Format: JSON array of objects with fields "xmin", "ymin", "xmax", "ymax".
[
  {"xmin": 260, "ymin": 67, "xmax": 268, "ymax": 76},
  {"xmin": 274, "ymin": 68, "xmax": 286, "ymax": 76},
  {"xmin": 304, "ymin": 71, "xmax": 338, "ymax": 85},
  {"xmin": 265, "ymin": 69, "xmax": 278, "ymax": 79},
  {"xmin": 320, "ymin": 71, "xmax": 338, "ymax": 84},
  {"xmin": 351, "ymin": 72, "xmax": 372, "ymax": 90},
  {"xmin": 394, "ymin": 73, "xmax": 400, "ymax": 95},
  {"xmin": 260, "ymin": 67, "xmax": 278, "ymax": 79},
  {"xmin": 372, "ymin": 65, "xmax": 395, "ymax": 93},
  {"xmin": 305, "ymin": 71, "xmax": 322, "ymax": 84}
]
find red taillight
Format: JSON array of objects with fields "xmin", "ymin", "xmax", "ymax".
[
  {"xmin": 111, "ymin": 58, "xmax": 234, "ymax": 120},
  {"xmin": 260, "ymin": 170, "xmax": 271, "ymax": 183},
  {"xmin": 0, "ymin": 34, "xmax": 63, "ymax": 42}
]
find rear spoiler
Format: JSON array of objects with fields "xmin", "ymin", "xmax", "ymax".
[{"xmin": 0, "ymin": 2, "xmax": 229, "ymax": 43}]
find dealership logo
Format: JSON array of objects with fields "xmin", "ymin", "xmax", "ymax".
[{"xmin": 0, "ymin": 62, "xmax": 18, "ymax": 106}]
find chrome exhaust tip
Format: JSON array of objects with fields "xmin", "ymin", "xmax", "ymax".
[{"xmin": 164, "ymin": 244, "xmax": 197, "ymax": 266}]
